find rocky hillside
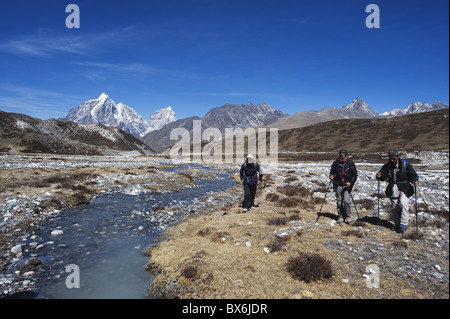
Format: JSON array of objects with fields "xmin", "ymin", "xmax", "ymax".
[
  {"xmin": 142, "ymin": 116, "xmax": 202, "ymax": 153},
  {"xmin": 0, "ymin": 110, "xmax": 156, "ymax": 155},
  {"xmin": 143, "ymin": 102, "xmax": 288, "ymax": 153},
  {"xmin": 276, "ymin": 108, "xmax": 449, "ymax": 153}
]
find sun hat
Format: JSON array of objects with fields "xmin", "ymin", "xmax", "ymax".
[{"xmin": 246, "ymin": 154, "xmax": 256, "ymax": 163}]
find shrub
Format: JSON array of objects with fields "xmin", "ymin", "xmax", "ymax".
[
  {"xmin": 279, "ymin": 197, "xmax": 301, "ymax": 208},
  {"xmin": 267, "ymin": 216, "xmax": 289, "ymax": 226},
  {"xmin": 285, "ymin": 176, "xmax": 298, "ymax": 183},
  {"xmin": 266, "ymin": 193, "xmax": 280, "ymax": 202},
  {"xmin": 286, "ymin": 252, "xmax": 334, "ymax": 283},
  {"xmin": 268, "ymin": 235, "xmax": 291, "ymax": 252},
  {"xmin": 403, "ymin": 231, "xmax": 425, "ymax": 241},
  {"xmin": 354, "ymin": 198, "xmax": 374, "ymax": 210},
  {"xmin": 181, "ymin": 265, "xmax": 198, "ymax": 279},
  {"xmin": 342, "ymin": 230, "xmax": 364, "ymax": 238},
  {"xmin": 277, "ymin": 185, "xmax": 311, "ymax": 197}
]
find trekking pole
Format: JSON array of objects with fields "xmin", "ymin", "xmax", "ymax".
[
  {"xmin": 316, "ymin": 180, "xmax": 332, "ymax": 223},
  {"xmin": 377, "ymin": 180, "xmax": 380, "ymax": 219},
  {"xmin": 414, "ymin": 185, "xmax": 419, "ymax": 232},
  {"xmin": 349, "ymin": 191, "xmax": 361, "ymax": 220}
]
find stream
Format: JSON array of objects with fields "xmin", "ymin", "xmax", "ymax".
[{"xmin": 23, "ymin": 164, "xmax": 237, "ymax": 299}]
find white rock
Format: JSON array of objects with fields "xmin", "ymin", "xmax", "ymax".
[
  {"xmin": 11, "ymin": 244, "xmax": 22, "ymax": 255},
  {"xmin": 51, "ymin": 229, "xmax": 64, "ymax": 236},
  {"xmin": 245, "ymin": 242, "xmax": 252, "ymax": 247},
  {"xmin": 263, "ymin": 247, "xmax": 270, "ymax": 253}
]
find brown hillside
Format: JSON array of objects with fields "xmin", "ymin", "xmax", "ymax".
[{"xmin": 277, "ymin": 109, "xmax": 449, "ymax": 153}]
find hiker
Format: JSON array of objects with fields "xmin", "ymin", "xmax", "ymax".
[
  {"xmin": 240, "ymin": 154, "xmax": 263, "ymax": 212},
  {"xmin": 329, "ymin": 149, "xmax": 358, "ymax": 224},
  {"xmin": 376, "ymin": 150, "xmax": 419, "ymax": 233}
]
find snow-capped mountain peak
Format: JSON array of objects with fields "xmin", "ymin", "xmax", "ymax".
[
  {"xmin": 97, "ymin": 92, "xmax": 109, "ymax": 102},
  {"xmin": 65, "ymin": 93, "xmax": 176, "ymax": 139},
  {"xmin": 382, "ymin": 101, "xmax": 448, "ymax": 117},
  {"xmin": 341, "ymin": 98, "xmax": 379, "ymax": 118},
  {"xmin": 147, "ymin": 106, "xmax": 176, "ymax": 129}
]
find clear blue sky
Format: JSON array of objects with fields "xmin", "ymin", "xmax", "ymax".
[{"xmin": 0, "ymin": 0, "xmax": 448, "ymax": 120}]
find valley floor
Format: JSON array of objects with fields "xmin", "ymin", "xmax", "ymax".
[{"xmin": 0, "ymin": 152, "xmax": 448, "ymax": 299}]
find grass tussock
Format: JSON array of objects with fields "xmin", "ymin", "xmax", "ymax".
[
  {"xmin": 265, "ymin": 193, "xmax": 280, "ymax": 202},
  {"xmin": 286, "ymin": 252, "xmax": 334, "ymax": 283},
  {"xmin": 267, "ymin": 216, "xmax": 290, "ymax": 226},
  {"xmin": 354, "ymin": 198, "xmax": 375, "ymax": 211},
  {"xmin": 403, "ymin": 231, "xmax": 425, "ymax": 241},
  {"xmin": 276, "ymin": 185, "xmax": 312, "ymax": 198},
  {"xmin": 181, "ymin": 265, "xmax": 198, "ymax": 279},
  {"xmin": 196, "ymin": 227, "xmax": 216, "ymax": 237},
  {"xmin": 279, "ymin": 197, "xmax": 322, "ymax": 210},
  {"xmin": 342, "ymin": 229, "xmax": 364, "ymax": 238},
  {"xmin": 267, "ymin": 234, "xmax": 291, "ymax": 252}
]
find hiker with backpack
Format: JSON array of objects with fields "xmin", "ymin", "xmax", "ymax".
[
  {"xmin": 240, "ymin": 154, "xmax": 263, "ymax": 212},
  {"xmin": 329, "ymin": 149, "xmax": 358, "ymax": 224},
  {"xmin": 376, "ymin": 150, "xmax": 419, "ymax": 234}
]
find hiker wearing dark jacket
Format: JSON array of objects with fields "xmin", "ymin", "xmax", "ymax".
[
  {"xmin": 329, "ymin": 149, "xmax": 358, "ymax": 224},
  {"xmin": 240, "ymin": 154, "xmax": 263, "ymax": 212},
  {"xmin": 376, "ymin": 150, "xmax": 419, "ymax": 233}
]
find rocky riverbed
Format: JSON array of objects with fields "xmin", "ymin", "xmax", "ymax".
[
  {"xmin": 0, "ymin": 154, "xmax": 238, "ymax": 297},
  {"xmin": 1, "ymin": 151, "xmax": 448, "ymax": 298}
]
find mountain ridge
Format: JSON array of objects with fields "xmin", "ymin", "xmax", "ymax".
[
  {"xmin": 64, "ymin": 93, "xmax": 176, "ymax": 139},
  {"xmin": 266, "ymin": 98, "xmax": 448, "ymax": 131},
  {"xmin": 0, "ymin": 110, "xmax": 156, "ymax": 155},
  {"xmin": 142, "ymin": 102, "xmax": 289, "ymax": 153}
]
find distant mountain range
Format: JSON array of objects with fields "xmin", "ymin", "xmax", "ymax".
[
  {"xmin": 1, "ymin": 93, "xmax": 447, "ymax": 155},
  {"xmin": 143, "ymin": 102, "xmax": 289, "ymax": 153},
  {"xmin": 381, "ymin": 101, "xmax": 449, "ymax": 117},
  {"xmin": 64, "ymin": 94, "xmax": 448, "ymax": 148},
  {"xmin": 0, "ymin": 110, "xmax": 155, "ymax": 155},
  {"xmin": 266, "ymin": 98, "xmax": 449, "ymax": 130}
]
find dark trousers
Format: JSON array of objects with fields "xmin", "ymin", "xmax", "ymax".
[{"xmin": 243, "ymin": 183, "xmax": 257, "ymax": 208}]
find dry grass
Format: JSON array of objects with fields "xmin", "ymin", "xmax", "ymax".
[
  {"xmin": 277, "ymin": 109, "xmax": 449, "ymax": 155},
  {"xmin": 146, "ymin": 180, "xmax": 449, "ymax": 299}
]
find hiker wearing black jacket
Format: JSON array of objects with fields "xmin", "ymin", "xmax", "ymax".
[
  {"xmin": 376, "ymin": 150, "xmax": 419, "ymax": 233},
  {"xmin": 240, "ymin": 154, "xmax": 263, "ymax": 212},
  {"xmin": 329, "ymin": 149, "xmax": 358, "ymax": 224}
]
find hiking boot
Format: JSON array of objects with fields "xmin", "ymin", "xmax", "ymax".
[
  {"xmin": 344, "ymin": 217, "xmax": 352, "ymax": 224},
  {"xmin": 250, "ymin": 206, "xmax": 256, "ymax": 210},
  {"xmin": 394, "ymin": 224, "xmax": 407, "ymax": 233},
  {"xmin": 337, "ymin": 216, "xmax": 344, "ymax": 224},
  {"xmin": 242, "ymin": 208, "xmax": 248, "ymax": 212},
  {"xmin": 399, "ymin": 224, "xmax": 407, "ymax": 233}
]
